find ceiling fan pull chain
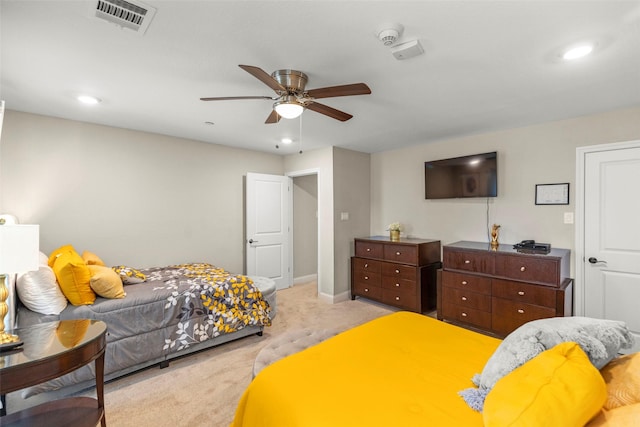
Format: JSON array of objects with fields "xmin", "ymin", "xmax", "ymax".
[{"xmin": 299, "ymin": 114, "xmax": 303, "ymax": 154}]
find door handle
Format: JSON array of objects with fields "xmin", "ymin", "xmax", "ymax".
[
  {"xmin": 588, "ymin": 257, "xmax": 606, "ymax": 264},
  {"xmin": 248, "ymin": 239, "xmax": 259, "ymax": 244}
]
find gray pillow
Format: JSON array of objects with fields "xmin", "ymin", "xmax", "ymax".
[{"xmin": 460, "ymin": 316, "xmax": 635, "ymax": 411}]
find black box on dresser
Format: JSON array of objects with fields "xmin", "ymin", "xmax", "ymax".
[
  {"xmin": 351, "ymin": 236, "xmax": 442, "ymax": 313},
  {"xmin": 438, "ymin": 240, "xmax": 573, "ymax": 336}
]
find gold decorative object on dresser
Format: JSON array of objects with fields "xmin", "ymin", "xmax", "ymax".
[
  {"xmin": 438, "ymin": 240, "xmax": 572, "ymax": 336},
  {"xmin": 351, "ymin": 236, "xmax": 441, "ymax": 312}
]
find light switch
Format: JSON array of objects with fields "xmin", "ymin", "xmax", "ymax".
[
  {"xmin": 564, "ymin": 212, "xmax": 574, "ymax": 224},
  {"xmin": 340, "ymin": 212, "xmax": 349, "ymax": 221}
]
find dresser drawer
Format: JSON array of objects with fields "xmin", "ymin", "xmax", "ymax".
[
  {"xmin": 381, "ymin": 263, "xmax": 416, "ymax": 280},
  {"xmin": 381, "ymin": 288, "xmax": 418, "ymax": 311},
  {"xmin": 442, "ymin": 287, "xmax": 491, "ymax": 312},
  {"xmin": 353, "ymin": 271, "xmax": 381, "ymax": 286},
  {"xmin": 492, "ymin": 297, "xmax": 556, "ymax": 336},
  {"xmin": 381, "ymin": 276, "xmax": 417, "ymax": 293},
  {"xmin": 383, "ymin": 244, "xmax": 418, "ymax": 265},
  {"xmin": 442, "ymin": 302, "xmax": 492, "ymax": 330},
  {"xmin": 353, "ymin": 281, "xmax": 382, "ymax": 300},
  {"xmin": 492, "ymin": 279, "xmax": 556, "ymax": 307},
  {"xmin": 443, "ymin": 249, "xmax": 493, "ymax": 274},
  {"xmin": 441, "ymin": 271, "xmax": 492, "ymax": 295},
  {"xmin": 352, "ymin": 257, "xmax": 382, "ymax": 273},
  {"xmin": 495, "ymin": 254, "xmax": 559, "ymax": 286},
  {"xmin": 355, "ymin": 241, "xmax": 384, "ymax": 260}
]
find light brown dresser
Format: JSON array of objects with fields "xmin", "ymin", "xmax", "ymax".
[
  {"xmin": 438, "ymin": 240, "xmax": 573, "ymax": 336},
  {"xmin": 350, "ymin": 236, "xmax": 441, "ymax": 313}
]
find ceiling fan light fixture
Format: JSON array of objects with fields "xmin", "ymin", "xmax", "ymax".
[{"xmin": 274, "ymin": 97, "xmax": 304, "ymax": 119}]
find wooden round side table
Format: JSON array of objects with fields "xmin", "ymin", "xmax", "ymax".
[{"xmin": 0, "ymin": 319, "xmax": 107, "ymax": 427}]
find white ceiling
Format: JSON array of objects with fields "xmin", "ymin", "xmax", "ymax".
[{"xmin": 2, "ymin": 1, "xmax": 639, "ymax": 155}]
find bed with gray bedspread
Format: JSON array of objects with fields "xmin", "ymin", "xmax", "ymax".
[{"xmin": 16, "ymin": 263, "xmax": 271, "ymax": 399}]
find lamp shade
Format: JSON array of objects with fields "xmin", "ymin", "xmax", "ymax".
[
  {"xmin": 0, "ymin": 224, "xmax": 40, "ymax": 273},
  {"xmin": 274, "ymin": 97, "xmax": 304, "ymax": 119}
]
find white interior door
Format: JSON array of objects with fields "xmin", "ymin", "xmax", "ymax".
[
  {"xmin": 246, "ymin": 173, "xmax": 292, "ymax": 290},
  {"xmin": 578, "ymin": 141, "xmax": 640, "ymax": 353}
]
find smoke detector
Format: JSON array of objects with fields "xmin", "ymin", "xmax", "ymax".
[{"xmin": 375, "ymin": 23, "xmax": 404, "ymax": 46}]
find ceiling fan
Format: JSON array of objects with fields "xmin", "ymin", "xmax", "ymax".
[{"xmin": 200, "ymin": 65, "xmax": 371, "ymax": 124}]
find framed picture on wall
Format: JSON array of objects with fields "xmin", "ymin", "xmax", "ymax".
[{"xmin": 535, "ymin": 183, "xmax": 570, "ymax": 205}]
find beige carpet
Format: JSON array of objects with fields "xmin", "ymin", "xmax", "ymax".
[{"xmin": 76, "ymin": 282, "xmax": 394, "ymax": 426}]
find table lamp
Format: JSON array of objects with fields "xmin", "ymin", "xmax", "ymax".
[{"xmin": 0, "ymin": 218, "xmax": 40, "ymax": 349}]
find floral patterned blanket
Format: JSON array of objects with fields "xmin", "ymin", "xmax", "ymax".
[{"xmin": 142, "ymin": 263, "xmax": 272, "ymax": 352}]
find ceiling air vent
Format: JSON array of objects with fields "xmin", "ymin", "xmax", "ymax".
[{"xmin": 92, "ymin": 0, "xmax": 156, "ymax": 35}]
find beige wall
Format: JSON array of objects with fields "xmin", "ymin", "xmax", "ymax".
[
  {"xmin": 371, "ymin": 106, "xmax": 640, "ymax": 274},
  {"xmin": 292, "ymin": 174, "xmax": 318, "ymax": 278},
  {"xmin": 0, "ymin": 110, "xmax": 283, "ymax": 273},
  {"xmin": 333, "ymin": 147, "xmax": 371, "ymax": 297},
  {"xmin": 3, "ymin": 106, "xmax": 639, "ymax": 300}
]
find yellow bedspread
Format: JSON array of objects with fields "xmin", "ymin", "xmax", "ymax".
[{"xmin": 231, "ymin": 311, "xmax": 501, "ymax": 427}]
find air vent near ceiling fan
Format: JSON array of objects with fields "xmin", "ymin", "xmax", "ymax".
[{"xmin": 91, "ymin": 0, "xmax": 156, "ymax": 35}]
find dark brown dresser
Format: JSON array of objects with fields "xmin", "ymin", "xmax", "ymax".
[
  {"xmin": 439, "ymin": 240, "xmax": 573, "ymax": 336},
  {"xmin": 351, "ymin": 236, "xmax": 441, "ymax": 313}
]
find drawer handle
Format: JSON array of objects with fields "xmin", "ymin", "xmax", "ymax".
[
  {"xmin": 464, "ymin": 260, "xmax": 471, "ymax": 264},
  {"xmin": 461, "ymin": 281, "xmax": 468, "ymax": 285},
  {"xmin": 396, "ymin": 251, "xmax": 401, "ymax": 256},
  {"xmin": 364, "ymin": 263, "xmax": 368, "ymax": 268},
  {"xmin": 366, "ymin": 248, "xmax": 371, "ymax": 252},
  {"xmin": 517, "ymin": 309, "xmax": 525, "ymax": 314},
  {"xmin": 518, "ymin": 291, "xmax": 525, "ymax": 296},
  {"xmin": 395, "ymin": 269, "xmax": 400, "ymax": 274},
  {"xmin": 364, "ymin": 288, "xmax": 369, "ymax": 292},
  {"xmin": 395, "ymin": 283, "xmax": 400, "ymax": 287},
  {"xmin": 364, "ymin": 276, "xmax": 369, "ymax": 280},
  {"xmin": 461, "ymin": 312, "xmax": 468, "ymax": 317},
  {"xmin": 461, "ymin": 296, "xmax": 467, "ymax": 301},
  {"xmin": 395, "ymin": 296, "xmax": 400, "ymax": 301},
  {"xmin": 520, "ymin": 266, "xmax": 526, "ymax": 272}
]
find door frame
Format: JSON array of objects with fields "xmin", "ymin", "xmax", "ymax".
[
  {"xmin": 574, "ymin": 139, "xmax": 640, "ymax": 316},
  {"xmin": 287, "ymin": 168, "xmax": 321, "ymax": 296}
]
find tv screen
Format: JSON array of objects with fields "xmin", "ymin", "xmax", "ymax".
[{"xmin": 425, "ymin": 152, "xmax": 497, "ymax": 199}]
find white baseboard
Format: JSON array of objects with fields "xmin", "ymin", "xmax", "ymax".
[
  {"xmin": 293, "ymin": 274, "xmax": 317, "ymax": 285},
  {"xmin": 318, "ymin": 290, "xmax": 350, "ymax": 304}
]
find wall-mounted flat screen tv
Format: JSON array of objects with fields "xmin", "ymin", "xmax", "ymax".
[{"xmin": 424, "ymin": 151, "xmax": 497, "ymax": 199}]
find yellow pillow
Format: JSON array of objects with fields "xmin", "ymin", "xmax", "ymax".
[
  {"xmin": 56, "ymin": 319, "xmax": 91, "ymax": 348},
  {"xmin": 600, "ymin": 352, "xmax": 640, "ymax": 410},
  {"xmin": 88, "ymin": 265, "xmax": 126, "ymax": 299},
  {"xmin": 48, "ymin": 244, "xmax": 76, "ymax": 267},
  {"xmin": 53, "ymin": 250, "xmax": 96, "ymax": 306},
  {"xmin": 483, "ymin": 341, "xmax": 607, "ymax": 427},
  {"xmin": 82, "ymin": 250, "xmax": 106, "ymax": 266}
]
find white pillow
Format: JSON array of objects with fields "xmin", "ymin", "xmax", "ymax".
[
  {"xmin": 38, "ymin": 251, "xmax": 48, "ymax": 266},
  {"xmin": 16, "ymin": 265, "xmax": 68, "ymax": 315}
]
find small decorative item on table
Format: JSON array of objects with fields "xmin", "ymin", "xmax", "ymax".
[
  {"xmin": 387, "ymin": 222, "xmax": 402, "ymax": 241},
  {"xmin": 490, "ymin": 224, "xmax": 500, "ymax": 249}
]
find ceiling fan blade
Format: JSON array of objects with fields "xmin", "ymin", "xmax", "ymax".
[
  {"xmin": 306, "ymin": 83, "xmax": 371, "ymax": 99},
  {"xmin": 305, "ymin": 102, "xmax": 353, "ymax": 122},
  {"xmin": 200, "ymin": 96, "xmax": 273, "ymax": 101},
  {"xmin": 239, "ymin": 65, "xmax": 286, "ymax": 93},
  {"xmin": 265, "ymin": 109, "xmax": 281, "ymax": 124}
]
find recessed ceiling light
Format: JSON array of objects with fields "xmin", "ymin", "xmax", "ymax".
[
  {"xmin": 77, "ymin": 95, "xmax": 101, "ymax": 105},
  {"xmin": 281, "ymin": 138, "xmax": 293, "ymax": 145},
  {"xmin": 562, "ymin": 44, "xmax": 594, "ymax": 61}
]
